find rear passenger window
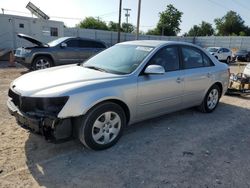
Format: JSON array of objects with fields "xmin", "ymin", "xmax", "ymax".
[
  {"xmin": 79, "ymin": 40, "xmax": 105, "ymax": 48},
  {"xmin": 182, "ymin": 47, "xmax": 203, "ymax": 69},
  {"xmin": 66, "ymin": 39, "xmax": 79, "ymax": 47},
  {"xmin": 182, "ymin": 47, "xmax": 214, "ymax": 69},
  {"xmin": 203, "ymin": 54, "xmax": 214, "ymax": 67}
]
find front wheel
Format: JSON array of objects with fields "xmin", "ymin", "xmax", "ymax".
[
  {"xmin": 226, "ymin": 57, "xmax": 231, "ymax": 64},
  {"xmin": 198, "ymin": 84, "xmax": 221, "ymax": 113},
  {"xmin": 78, "ymin": 102, "xmax": 126, "ymax": 150},
  {"xmin": 32, "ymin": 56, "xmax": 53, "ymax": 70}
]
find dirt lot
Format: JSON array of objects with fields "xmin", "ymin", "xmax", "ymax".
[{"xmin": 0, "ymin": 61, "xmax": 250, "ymax": 188}]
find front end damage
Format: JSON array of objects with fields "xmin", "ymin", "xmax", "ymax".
[{"xmin": 7, "ymin": 88, "xmax": 73, "ymax": 142}]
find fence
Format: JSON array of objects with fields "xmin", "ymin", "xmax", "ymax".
[{"xmin": 64, "ymin": 28, "xmax": 250, "ymax": 50}]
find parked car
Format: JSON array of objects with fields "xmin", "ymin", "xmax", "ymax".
[
  {"xmin": 232, "ymin": 50, "xmax": 250, "ymax": 62},
  {"xmin": 15, "ymin": 33, "xmax": 106, "ymax": 70},
  {"xmin": 7, "ymin": 40, "xmax": 229, "ymax": 150},
  {"xmin": 206, "ymin": 47, "xmax": 232, "ymax": 64}
]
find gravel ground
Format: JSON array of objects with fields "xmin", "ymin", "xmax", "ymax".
[{"xmin": 0, "ymin": 61, "xmax": 250, "ymax": 188}]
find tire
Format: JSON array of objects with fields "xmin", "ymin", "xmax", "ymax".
[
  {"xmin": 226, "ymin": 57, "xmax": 230, "ymax": 64},
  {"xmin": 32, "ymin": 56, "xmax": 53, "ymax": 70},
  {"xmin": 78, "ymin": 102, "xmax": 126, "ymax": 150},
  {"xmin": 198, "ymin": 84, "xmax": 221, "ymax": 113}
]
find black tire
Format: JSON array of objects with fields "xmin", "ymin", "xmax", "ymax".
[
  {"xmin": 198, "ymin": 84, "xmax": 221, "ymax": 113},
  {"xmin": 32, "ymin": 56, "xmax": 53, "ymax": 70},
  {"xmin": 78, "ymin": 102, "xmax": 126, "ymax": 150},
  {"xmin": 226, "ymin": 57, "xmax": 230, "ymax": 64}
]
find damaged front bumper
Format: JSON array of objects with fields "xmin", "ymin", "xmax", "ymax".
[{"xmin": 7, "ymin": 98, "xmax": 73, "ymax": 142}]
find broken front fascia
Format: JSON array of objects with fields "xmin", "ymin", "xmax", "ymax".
[{"xmin": 7, "ymin": 88, "xmax": 72, "ymax": 141}]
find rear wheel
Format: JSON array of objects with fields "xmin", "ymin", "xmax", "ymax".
[
  {"xmin": 226, "ymin": 57, "xmax": 230, "ymax": 64},
  {"xmin": 198, "ymin": 84, "xmax": 221, "ymax": 113},
  {"xmin": 32, "ymin": 56, "xmax": 53, "ymax": 70},
  {"xmin": 78, "ymin": 102, "xmax": 126, "ymax": 150}
]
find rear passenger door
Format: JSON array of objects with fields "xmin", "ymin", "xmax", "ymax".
[{"xmin": 181, "ymin": 46, "xmax": 214, "ymax": 108}]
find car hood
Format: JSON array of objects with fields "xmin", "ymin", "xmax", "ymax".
[
  {"xmin": 11, "ymin": 64, "xmax": 125, "ymax": 97},
  {"xmin": 17, "ymin": 33, "xmax": 48, "ymax": 47}
]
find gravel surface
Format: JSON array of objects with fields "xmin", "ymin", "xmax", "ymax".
[{"xmin": 0, "ymin": 61, "xmax": 250, "ymax": 188}]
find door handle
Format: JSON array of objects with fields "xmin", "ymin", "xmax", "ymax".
[
  {"xmin": 176, "ymin": 77, "xmax": 184, "ymax": 83},
  {"xmin": 207, "ymin": 73, "xmax": 212, "ymax": 78}
]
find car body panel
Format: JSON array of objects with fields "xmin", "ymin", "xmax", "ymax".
[
  {"xmin": 14, "ymin": 33, "xmax": 106, "ymax": 69},
  {"xmin": 207, "ymin": 47, "xmax": 232, "ymax": 61},
  {"xmin": 8, "ymin": 40, "xmax": 229, "ymax": 136}
]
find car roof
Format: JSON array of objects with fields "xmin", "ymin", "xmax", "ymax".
[{"xmin": 118, "ymin": 40, "xmax": 199, "ymax": 48}]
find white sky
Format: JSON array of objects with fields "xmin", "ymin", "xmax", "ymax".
[{"xmin": 1, "ymin": 0, "xmax": 250, "ymax": 35}]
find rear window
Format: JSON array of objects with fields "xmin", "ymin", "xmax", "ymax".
[{"xmin": 79, "ymin": 40, "xmax": 106, "ymax": 48}]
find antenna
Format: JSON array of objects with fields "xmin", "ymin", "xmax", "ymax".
[{"xmin": 26, "ymin": 2, "xmax": 50, "ymax": 20}]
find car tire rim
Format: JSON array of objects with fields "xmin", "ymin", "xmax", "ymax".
[
  {"xmin": 207, "ymin": 88, "xmax": 219, "ymax": 110},
  {"xmin": 92, "ymin": 111, "xmax": 121, "ymax": 145},
  {"xmin": 35, "ymin": 59, "xmax": 50, "ymax": 69}
]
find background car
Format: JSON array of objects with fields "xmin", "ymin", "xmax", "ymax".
[
  {"xmin": 8, "ymin": 40, "xmax": 229, "ymax": 150},
  {"xmin": 206, "ymin": 47, "xmax": 232, "ymax": 64},
  {"xmin": 232, "ymin": 50, "xmax": 250, "ymax": 62},
  {"xmin": 14, "ymin": 33, "xmax": 106, "ymax": 70}
]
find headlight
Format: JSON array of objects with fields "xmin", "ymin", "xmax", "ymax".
[
  {"xmin": 23, "ymin": 96, "xmax": 69, "ymax": 115},
  {"xmin": 20, "ymin": 49, "xmax": 32, "ymax": 55},
  {"xmin": 8, "ymin": 89, "xmax": 69, "ymax": 116}
]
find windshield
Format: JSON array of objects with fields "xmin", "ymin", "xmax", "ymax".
[
  {"xmin": 48, "ymin": 37, "xmax": 68, "ymax": 47},
  {"xmin": 207, "ymin": 47, "xmax": 218, "ymax": 52},
  {"xmin": 83, "ymin": 44, "xmax": 154, "ymax": 74}
]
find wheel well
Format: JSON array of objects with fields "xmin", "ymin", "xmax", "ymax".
[
  {"xmin": 95, "ymin": 99, "xmax": 130, "ymax": 124},
  {"xmin": 214, "ymin": 82, "xmax": 223, "ymax": 97},
  {"xmin": 32, "ymin": 54, "xmax": 54, "ymax": 65}
]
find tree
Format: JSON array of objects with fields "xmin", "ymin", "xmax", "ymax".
[
  {"xmin": 108, "ymin": 21, "xmax": 135, "ymax": 33},
  {"xmin": 188, "ymin": 21, "xmax": 214, "ymax": 36},
  {"xmin": 146, "ymin": 4, "xmax": 183, "ymax": 36},
  {"xmin": 76, "ymin": 17, "xmax": 108, "ymax": 30},
  {"xmin": 108, "ymin": 21, "xmax": 120, "ymax": 32},
  {"xmin": 121, "ymin": 23, "xmax": 135, "ymax": 33},
  {"xmin": 214, "ymin": 11, "xmax": 246, "ymax": 36}
]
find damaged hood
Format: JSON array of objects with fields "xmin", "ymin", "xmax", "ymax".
[
  {"xmin": 17, "ymin": 33, "xmax": 48, "ymax": 47},
  {"xmin": 11, "ymin": 64, "xmax": 125, "ymax": 97}
]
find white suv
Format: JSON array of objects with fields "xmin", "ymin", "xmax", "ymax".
[{"xmin": 206, "ymin": 47, "xmax": 232, "ymax": 64}]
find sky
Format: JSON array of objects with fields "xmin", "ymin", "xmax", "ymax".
[{"xmin": 1, "ymin": 0, "xmax": 250, "ymax": 35}]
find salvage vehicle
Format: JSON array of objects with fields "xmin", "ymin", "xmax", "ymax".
[
  {"xmin": 231, "ymin": 50, "xmax": 250, "ymax": 62},
  {"xmin": 227, "ymin": 63, "xmax": 250, "ymax": 95},
  {"xmin": 206, "ymin": 47, "xmax": 232, "ymax": 64},
  {"xmin": 7, "ymin": 40, "xmax": 229, "ymax": 150},
  {"xmin": 15, "ymin": 33, "xmax": 106, "ymax": 70}
]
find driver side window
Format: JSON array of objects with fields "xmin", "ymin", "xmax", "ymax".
[{"xmin": 148, "ymin": 46, "xmax": 180, "ymax": 72}]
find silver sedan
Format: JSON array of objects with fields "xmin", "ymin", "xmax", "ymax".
[{"xmin": 7, "ymin": 40, "xmax": 229, "ymax": 150}]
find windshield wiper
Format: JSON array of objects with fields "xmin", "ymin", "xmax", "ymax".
[{"xmin": 83, "ymin": 65, "xmax": 108, "ymax": 73}]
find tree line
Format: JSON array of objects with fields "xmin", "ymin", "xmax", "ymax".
[{"xmin": 76, "ymin": 4, "xmax": 250, "ymax": 36}]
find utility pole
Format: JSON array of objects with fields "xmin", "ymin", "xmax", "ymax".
[
  {"xmin": 117, "ymin": 0, "xmax": 122, "ymax": 43},
  {"xmin": 136, "ymin": 0, "xmax": 141, "ymax": 40},
  {"xmin": 123, "ymin": 8, "xmax": 131, "ymax": 33}
]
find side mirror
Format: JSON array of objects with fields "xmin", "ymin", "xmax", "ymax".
[
  {"xmin": 144, "ymin": 65, "xmax": 165, "ymax": 75},
  {"xmin": 60, "ymin": 42, "xmax": 67, "ymax": 48}
]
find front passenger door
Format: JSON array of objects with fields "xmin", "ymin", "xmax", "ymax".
[{"xmin": 137, "ymin": 46, "xmax": 184, "ymax": 120}]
